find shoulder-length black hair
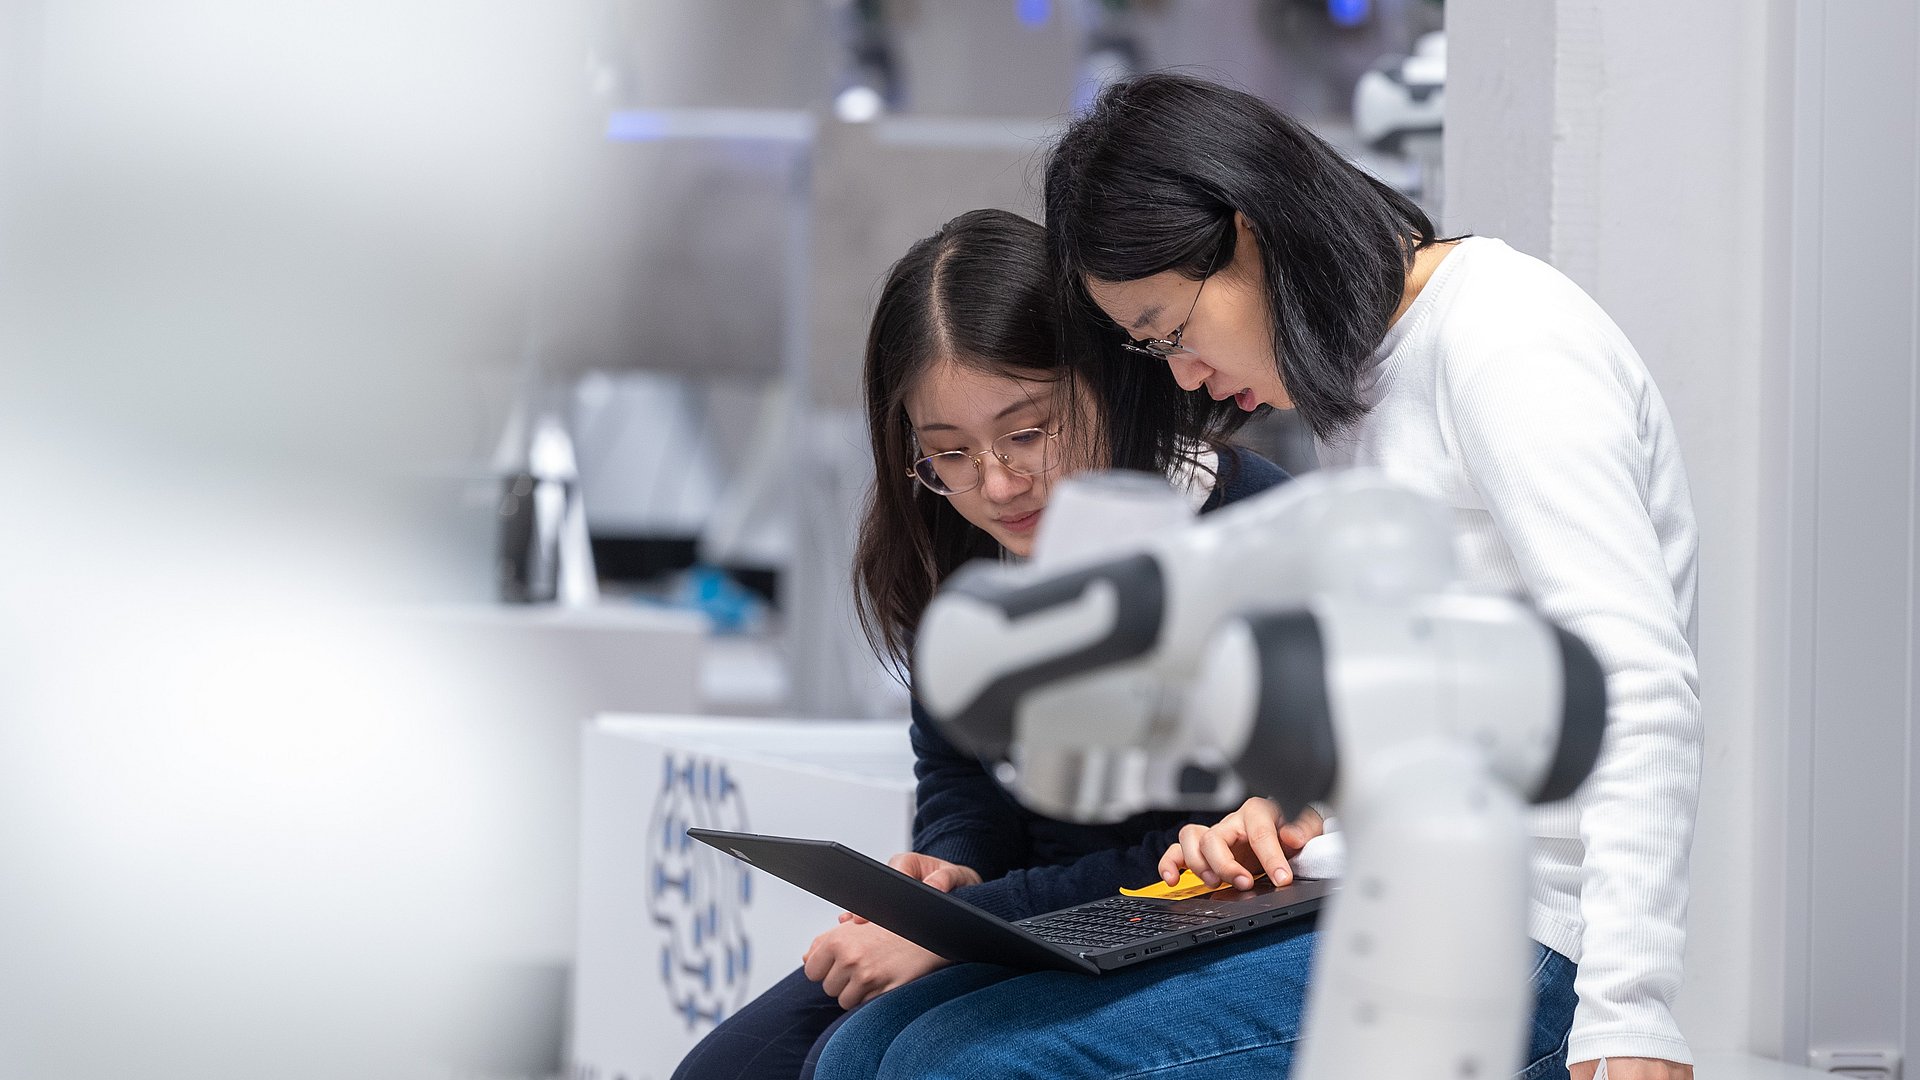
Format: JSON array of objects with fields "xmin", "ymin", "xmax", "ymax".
[
  {"xmin": 852, "ymin": 208, "xmax": 1225, "ymax": 674},
  {"xmin": 1044, "ymin": 73, "xmax": 1438, "ymax": 440}
]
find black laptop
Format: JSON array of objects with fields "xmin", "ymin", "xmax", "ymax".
[{"xmin": 688, "ymin": 827, "xmax": 1332, "ymax": 974}]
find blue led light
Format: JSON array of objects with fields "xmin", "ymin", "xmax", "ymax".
[
  {"xmin": 605, "ymin": 110, "xmax": 671, "ymax": 142},
  {"xmin": 1328, "ymin": 0, "xmax": 1369, "ymax": 27},
  {"xmin": 1016, "ymin": 0, "xmax": 1050, "ymax": 28}
]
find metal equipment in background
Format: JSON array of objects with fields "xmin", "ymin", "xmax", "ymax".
[
  {"xmin": 509, "ymin": 0, "xmax": 1451, "ymax": 723},
  {"xmin": 1355, "ymin": 31, "xmax": 1446, "ymax": 221}
]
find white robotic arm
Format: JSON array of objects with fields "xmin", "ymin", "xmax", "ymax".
[
  {"xmin": 912, "ymin": 469, "xmax": 1607, "ymax": 1079},
  {"xmin": 915, "ymin": 470, "xmax": 1459, "ymax": 818}
]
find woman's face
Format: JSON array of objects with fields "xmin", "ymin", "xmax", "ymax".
[
  {"xmin": 904, "ymin": 359, "xmax": 1081, "ymax": 558},
  {"xmin": 1085, "ymin": 214, "xmax": 1292, "ymax": 414}
]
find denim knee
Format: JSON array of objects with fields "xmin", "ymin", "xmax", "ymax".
[
  {"xmin": 1517, "ymin": 943, "xmax": 1578, "ymax": 1079},
  {"xmin": 812, "ymin": 964, "xmax": 1021, "ymax": 1080}
]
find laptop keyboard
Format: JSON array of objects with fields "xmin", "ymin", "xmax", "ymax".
[{"xmin": 1017, "ymin": 896, "xmax": 1220, "ymax": 950}]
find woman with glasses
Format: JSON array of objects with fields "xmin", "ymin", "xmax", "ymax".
[
  {"xmin": 815, "ymin": 74, "xmax": 1701, "ymax": 1080},
  {"xmin": 672, "ymin": 207, "xmax": 1293, "ymax": 1080}
]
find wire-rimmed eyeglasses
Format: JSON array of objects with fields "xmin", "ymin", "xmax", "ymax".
[
  {"xmin": 1119, "ymin": 247, "xmax": 1219, "ymax": 360},
  {"xmin": 908, "ymin": 427, "xmax": 1061, "ymax": 496}
]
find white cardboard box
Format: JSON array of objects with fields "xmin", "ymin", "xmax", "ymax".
[{"xmin": 572, "ymin": 715, "xmax": 916, "ymax": 1080}]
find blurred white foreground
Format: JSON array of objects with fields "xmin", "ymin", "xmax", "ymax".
[{"xmin": 0, "ymin": 2, "xmax": 600, "ymax": 1077}]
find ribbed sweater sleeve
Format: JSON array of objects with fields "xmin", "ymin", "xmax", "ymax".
[
  {"xmin": 907, "ymin": 699, "xmax": 1030, "ymax": 882},
  {"xmin": 1446, "ymin": 346, "xmax": 1702, "ymax": 1065}
]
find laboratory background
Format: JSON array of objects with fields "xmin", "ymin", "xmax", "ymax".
[{"xmin": 0, "ymin": 1, "xmax": 1914, "ymax": 1079}]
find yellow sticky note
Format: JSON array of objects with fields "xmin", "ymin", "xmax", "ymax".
[{"xmin": 1120, "ymin": 869, "xmax": 1258, "ymax": 901}]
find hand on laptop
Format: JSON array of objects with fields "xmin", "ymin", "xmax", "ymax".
[
  {"xmin": 889, "ymin": 851, "xmax": 984, "ymax": 892},
  {"xmin": 1159, "ymin": 798, "xmax": 1325, "ymax": 891},
  {"xmin": 802, "ymin": 919, "xmax": 950, "ymax": 1010},
  {"xmin": 839, "ymin": 853, "xmax": 984, "ymax": 926}
]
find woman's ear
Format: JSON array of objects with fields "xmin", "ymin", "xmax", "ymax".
[
  {"xmin": 1233, "ymin": 212, "xmax": 1263, "ymax": 250},
  {"xmin": 1230, "ymin": 213, "xmax": 1265, "ymax": 286}
]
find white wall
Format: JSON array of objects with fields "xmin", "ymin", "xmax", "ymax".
[{"xmin": 1773, "ymin": 0, "xmax": 1920, "ymax": 1069}]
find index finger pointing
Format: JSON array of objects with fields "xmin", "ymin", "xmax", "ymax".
[
  {"xmin": 1242, "ymin": 804, "xmax": 1292, "ymax": 885},
  {"xmin": 1158, "ymin": 842, "xmax": 1187, "ymax": 884}
]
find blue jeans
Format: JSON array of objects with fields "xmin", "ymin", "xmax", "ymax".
[{"xmin": 813, "ymin": 923, "xmax": 1578, "ymax": 1080}]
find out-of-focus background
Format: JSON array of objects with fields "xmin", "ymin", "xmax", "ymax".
[{"xmin": 1, "ymin": 1, "xmax": 1915, "ymax": 1078}]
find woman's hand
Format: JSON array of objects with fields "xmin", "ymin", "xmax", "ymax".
[
  {"xmin": 801, "ymin": 920, "xmax": 949, "ymax": 1009},
  {"xmin": 1569, "ymin": 1059, "xmax": 1693, "ymax": 1080},
  {"xmin": 885, "ymin": 851, "xmax": 983, "ymax": 892},
  {"xmin": 1159, "ymin": 797, "xmax": 1324, "ymax": 890},
  {"xmin": 839, "ymin": 852, "xmax": 983, "ymax": 926}
]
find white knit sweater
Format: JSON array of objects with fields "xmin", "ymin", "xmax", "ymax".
[{"xmin": 1315, "ymin": 237, "xmax": 1702, "ymax": 1065}]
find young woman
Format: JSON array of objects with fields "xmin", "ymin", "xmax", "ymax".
[
  {"xmin": 671, "ymin": 207, "xmax": 1292, "ymax": 1080},
  {"xmin": 813, "ymin": 74, "xmax": 1700, "ymax": 1080}
]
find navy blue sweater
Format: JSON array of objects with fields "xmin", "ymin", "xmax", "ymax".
[{"xmin": 909, "ymin": 446, "xmax": 1291, "ymax": 921}]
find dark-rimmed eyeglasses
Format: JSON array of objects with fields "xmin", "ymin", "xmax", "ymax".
[
  {"xmin": 908, "ymin": 427, "xmax": 1061, "ymax": 496},
  {"xmin": 1120, "ymin": 248, "xmax": 1219, "ymax": 360}
]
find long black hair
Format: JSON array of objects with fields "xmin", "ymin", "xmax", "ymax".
[
  {"xmin": 1045, "ymin": 73, "xmax": 1438, "ymax": 440},
  {"xmin": 852, "ymin": 208, "xmax": 1222, "ymax": 674}
]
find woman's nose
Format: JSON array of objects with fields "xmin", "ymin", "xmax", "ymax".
[
  {"xmin": 979, "ymin": 455, "xmax": 1034, "ymax": 502},
  {"xmin": 1167, "ymin": 352, "xmax": 1212, "ymax": 393}
]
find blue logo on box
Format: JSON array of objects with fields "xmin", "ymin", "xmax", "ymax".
[{"xmin": 647, "ymin": 755, "xmax": 754, "ymax": 1029}]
